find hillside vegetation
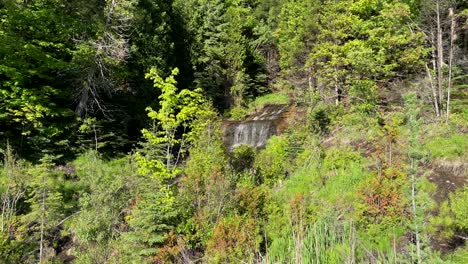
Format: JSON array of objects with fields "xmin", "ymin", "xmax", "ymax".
[{"xmin": 0, "ymin": 0, "xmax": 467, "ymax": 263}]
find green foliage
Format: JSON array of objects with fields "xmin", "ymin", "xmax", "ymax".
[
  {"xmin": 122, "ymin": 180, "xmax": 179, "ymax": 259},
  {"xmin": 0, "ymin": 230, "xmax": 30, "ymax": 264},
  {"xmin": 444, "ymin": 245, "xmax": 468, "ymax": 264},
  {"xmin": 177, "ymin": 0, "xmax": 228, "ymax": 107},
  {"xmin": 0, "ymin": 145, "xmax": 35, "ymax": 263},
  {"xmin": 0, "ymin": 0, "xmax": 74, "ymax": 131},
  {"xmin": 235, "ymin": 176, "xmax": 270, "ymax": 219},
  {"xmin": 178, "ymin": 118, "xmax": 231, "ymax": 250},
  {"xmin": 348, "ymin": 79, "xmax": 379, "ymax": 113},
  {"xmin": 308, "ymin": 0, "xmax": 428, "ymax": 104},
  {"xmin": 307, "ymin": 104, "xmax": 332, "ymax": 134},
  {"xmin": 425, "ymin": 134, "xmax": 467, "ymax": 161},
  {"xmin": 0, "ymin": 146, "xmax": 83, "ymax": 263},
  {"xmin": 449, "ymin": 189, "xmax": 468, "ymax": 231},
  {"xmin": 265, "ymin": 144, "xmax": 375, "ymax": 263},
  {"xmin": 130, "ymin": 0, "xmax": 174, "ymax": 74},
  {"xmin": 22, "ymin": 156, "xmax": 77, "ymax": 263},
  {"xmin": 205, "ymin": 215, "xmax": 261, "ymax": 263},
  {"xmin": 68, "ymin": 152, "xmax": 138, "ymax": 263},
  {"xmin": 227, "ymin": 106, "xmax": 249, "ymax": 120},
  {"xmin": 355, "ymin": 166, "xmax": 409, "ymax": 249},
  {"xmin": 431, "ymin": 187, "xmax": 468, "ymax": 240},
  {"xmin": 247, "ymin": 92, "xmax": 290, "ymax": 113},
  {"xmin": 332, "ymin": 110, "xmax": 382, "ymax": 144},
  {"xmin": 229, "ymin": 145, "xmax": 256, "ymax": 173},
  {"xmin": 180, "ymin": 0, "xmax": 267, "ymax": 109},
  {"xmin": 276, "ymin": 0, "xmax": 319, "ymax": 75},
  {"xmin": 254, "ymin": 135, "xmax": 290, "ymax": 184},
  {"xmin": 0, "ymin": 0, "xmax": 466, "ymax": 262},
  {"xmin": 0, "ymin": 0, "xmax": 191, "ymax": 160},
  {"xmin": 300, "ymin": 219, "xmax": 356, "ymax": 264},
  {"xmin": 0, "ymin": 0, "xmax": 80, "ymax": 158},
  {"xmin": 120, "ymin": 67, "xmax": 216, "ymax": 260},
  {"xmin": 76, "ymin": 117, "xmax": 130, "ymax": 155},
  {"xmin": 138, "ymin": 67, "xmax": 208, "ymax": 179},
  {"xmin": 125, "ymin": 67, "xmax": 211, "ymax": 260}
]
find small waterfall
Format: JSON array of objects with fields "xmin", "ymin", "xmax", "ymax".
[
  {"xmin": 231, "ymin": 121, "xmax": 276, "ymax": 150},
  {"xmin": 223, "ymin": 104, "xmax": 295, "ymax": 151}
]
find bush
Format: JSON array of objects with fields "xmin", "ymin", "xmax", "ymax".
[
  {"xmin": 205, "ymin": 215, "xmax": 261, "ymax": 263},
  {"xmin": 308, "ymin": 104, "xmax": 331, "ymax": 134},
  {"xmin": 69, "ymin": 152, "xmax": 140, "ymax": 263},
  {"xmin": 431, "ymin": 187, "xmax": 468, "ymax": 240},
  {"xmin": 254, "ymin": 135, "xmax": 289, "ymax": 185},
  {"xmin": 229, "ymin": 145, "xmax": 256, "ymax": 173},
  {"xmin": 444, "ymin": 245, "xmax": 468, "ymax": 264},
  {"xmin": 332, "ymin": 110, "xmax": 381, "ymax": 144},
  {"xmin": 228, "ymin": 106, "xmax": 249, "ymax": 120}
]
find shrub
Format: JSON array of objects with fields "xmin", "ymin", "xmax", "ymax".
[
  {"xmin": 70, "ymin": 152, "xmax": 140, "ymax": 263},
  {"xmin": 356, "ymin": 168, "xmax": 408, "ymax": 225},
  {"xmin": 205, "ymin": 215, "xmax": 261, "ymax": 263},
  {"xmin": 235, "ymin": 177, "xmax": 270, "ymax": 219},
  {"xmin": 229, "ymin": 145, "xmax": 256, "ymax": 173},
  {"xmin": 254, "ymin": 135, "xmax": 289, "ymax": 185},
  {"xmin": 431, "ymin": 187, "xmax": 468, "ymax": 240},
  {"xmin": 444, "ymin": 245, "xmax": 468, "ymax": 264},
  {"xmin": 228, "ymin": 106, "xmax": 249, "ymax": 120},
  {"xmin": 308, "ymin": 104, "xmax": 331, "ymax": 134}
]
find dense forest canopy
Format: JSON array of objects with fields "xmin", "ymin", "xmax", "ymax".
[{"xmin": 0, "ymin": 0, "xmax": 467, "ymax": 263}]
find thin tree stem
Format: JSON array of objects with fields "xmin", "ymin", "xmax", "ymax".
[{"xmin": 446, "ymin": 8, "xmax": 455, "ymax": 124}]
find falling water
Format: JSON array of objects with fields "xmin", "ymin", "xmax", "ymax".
[
  {"xmin": 231, "ymin": 121, "xmax": 276, "ymax": 149},
  {"xmin": 223, "ymin": 104, "xmax": 292, "ymax": 151}
]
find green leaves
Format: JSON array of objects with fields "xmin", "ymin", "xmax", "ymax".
[
  {"xmin": 431, "ymin": 187, "xmax": 468, "ymax": 240},
  {"xmin": 0, "ymin": 1, "xmax": 79, "ymax": 158},
  {"xmin": 142, "ymin": 67, "xmax": 208, "ymax": 166},
  {"xmin": 303, "ymin": 0, "xmax": 429, "ymax": 107},
  {"xmin": 125, "ymin": 67, "xmax": 215, "ymax": 259},
  {"xmin": 181, "ymin": 0, "xmax": 267, "ymax": 109}
]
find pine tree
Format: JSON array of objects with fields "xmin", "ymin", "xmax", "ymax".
[{"xmin": 24, "ymin": 156, "xmax": 66, "ymax": 263}]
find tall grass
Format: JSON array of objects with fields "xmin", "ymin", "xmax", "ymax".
[
  {"xmin": 265, "ymin": 217, "xmax": 373, "ymax": 264},
  {"xmin": 425, "ymin": 134, "xmax": 467, "ymax": 160},
  {"xmin": 264, "ymin": 218, "xmax": 404, "ymax": 264},
  {"xmin": 262, "ymin": 145, "xmax": 406, "ymax": 264}
]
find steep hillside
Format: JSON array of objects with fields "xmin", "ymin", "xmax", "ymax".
[{"xmin": 0, "ymin": 0, "xmax": 467, "ymax": 263}]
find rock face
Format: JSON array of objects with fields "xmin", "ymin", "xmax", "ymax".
[{"xmin": 222, "ymin": 104, "xmax": 300, "ymax": 151}]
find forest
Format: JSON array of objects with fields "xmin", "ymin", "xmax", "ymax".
[{"xmin": 0, "ymin": 0, "xmax": 467, "ymax": 263}]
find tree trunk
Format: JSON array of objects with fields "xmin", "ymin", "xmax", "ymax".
[
  {"xmin": 334, "ymin": 66, "xmax": 340, "ymax": 106},
  {"xmin": 446, "ymin": 8, "xmax": 456, "ymax": 123},
  {"xmin": 426, "ymin": 64, "xmax": 440, "ymax": 116},
  {"xmin": 411, "ymin": 159, "xmax": 422, "ymax": 264},
  {"xmin": 436, "ymin": 0, "xmax": 444, "ymax": 113},
  {"xmin": 39, "ymin": 175, "xmax": 46, "ymax": 263},
  {"xmin": 430, "ymin": 30, "xmax": 441, "ymax": 117}
]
